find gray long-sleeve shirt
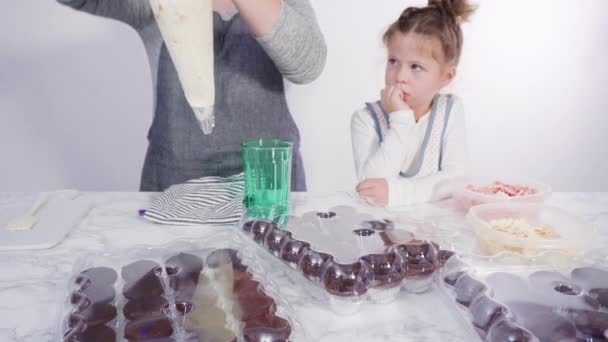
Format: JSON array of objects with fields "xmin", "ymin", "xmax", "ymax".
[{"xmin": 57, "ymin": 0, "xmax": 327, "ymax": 191}]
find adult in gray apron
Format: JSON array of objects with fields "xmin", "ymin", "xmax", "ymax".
[{"xmin": 57, "ymin": 0, "xmax": 327, "ymax": 191}]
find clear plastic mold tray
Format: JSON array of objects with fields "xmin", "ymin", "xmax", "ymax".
[
  {"xmin": 237, "ymin": 193, "xmax": 453, "ymax": 314},
  {"xmin": 59, "ymin": 232, "xmax": 302, "ymax": 342},
  {"xmin": 439, "ymin": 255, "xmax": 608, "ymax": 342}
]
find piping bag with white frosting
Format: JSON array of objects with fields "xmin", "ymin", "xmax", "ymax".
[{"xmin": 150, "ymin": 0, "xmax": 216, "ymax": 134}]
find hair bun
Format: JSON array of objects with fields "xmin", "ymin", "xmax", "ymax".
[{"xmin": 428, "ymin": 0, "xmax": 476, "ymax": 23}]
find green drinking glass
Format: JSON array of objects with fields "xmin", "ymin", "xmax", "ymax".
[{"xmin": 241, "ymin": 139, "xmax": 292, "ymax": 219}]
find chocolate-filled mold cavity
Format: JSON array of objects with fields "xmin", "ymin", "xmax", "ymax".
[
  {"xmin": 122, "ymin": 261, "xmax": 165, "ymax": 301},
  {"xmin": 360, "ymin": 252, "xmax": 404, "ymax": 288},
  {"xmin": 298, "ymin": 250, "xmax": 334, "ymax": 283},
  {"xmin": 444, "ymin": 271, "xmax": 465, "ymax": 287},
  {"xmin": 70, "ymin": 302, "xmax": 117, "ymax": 327},
  {"xmin": 164, "ymin": 253, "xmax": 203, "ymax": 298},
  {"xmin": 124, "ymin": 316, "xmax": 174, "ymax": 341},
  {"xmin": 243, "ymin": 315, "xmax": 292, "ymax": 342},
  {"xmin": 242, "ymin": 220, "xmax": 277, "ymax": 243},
  {"xmin": 121, "ymin": 260, "xmax": 160, "ymax": 283},
  {"xmin": 72, "ymin": 297, "xmax": 92, "ymax": 314},
  {"xmin": 264, "ymin": 228, "xmax": 293, "ymax": 257},
  {"xmin": 123, "ymin": 296, "xmax": 168, "ymax": 321},
  {"xmin": 279, "ymin": 238, "xmax": 310, "ymax": 268},
  {"xmin": 62, "ymin": 242, "xmax": 294, "ymax": 342},
  {"xmin": 507, "ymin": 302, "xmax": 578, "ymax": 342},
  {"xmin": 437, "ymin": 250, "xmax": 455, "ymax": 267},
  {"xmin": 566, "ymin": 309, "xmax": 608, "ymax": 339},
  {"xmin": 589, "ymin": 288, "xmax": 608, "ymax": 309},
  {"xmin": 64, "ymin": 324, "xmax": 116, "ymax": 342},
  {"xmin": 470, "ymin": 295, "xmax": 508, "ymax": 331},
  {"xmin": 252, "ymin": 221, "xmax": 277, "ymax": 244},
  {"xmin": 228, "ymin": 259, "xmax": 294, "ymax": 340},
  {"xmin": 394, "ymin": 241, "xmax": 439, "ymax": 287},
  {"xmin": 75, "ymin": 267, "xmax": 117, "ymax": 288},
  {"xmin": 122, "ymin": 276, "xmax": 164, "ymax": 301},
  {"xmin": 64, "ymin": 263, "xmax": 120, "ymax": 342},
  {"xmin": 321, "ymin": 261, "xmax": 370, "ymax": 297},
  {"xmin": 486, "ymin": 318, "xmax": 536, "ymax": 342},
  {"xmin": 453, "ymin": 274, "xmax": 487, "ymax": 307},
  {"xmin": 63, "ymin": 320, "xmax": 85, "ymax": 338},
  {"xmin": 165, "ymin": 253, "xmax": 203, "ymax": 276},
  {"xmin": 234, "ymin": 274, "xmax": 262, "ymax": 296},
  {"xmin": 241, "ymin": 220, "xmax": 256, "ymax": 234},
  {"xmin": 236, "ymin": 285, "xmax": 277, "ymax": 321},
  {"xmin": 71, "ymin": 285, "xmax": 116, "ymax": 306}
]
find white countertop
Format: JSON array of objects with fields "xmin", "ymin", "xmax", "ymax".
[{"xmin": 0, "ymin": 192, "xmax": 606, "ymax": 342}]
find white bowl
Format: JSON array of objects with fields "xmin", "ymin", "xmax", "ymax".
[
  {"xmin": 452, "ymin": 176, "xmax": 551, "ymax": 213},
  {"xmin": 467, "ymin": 202, "xmax": 593, "ymax": 257}
]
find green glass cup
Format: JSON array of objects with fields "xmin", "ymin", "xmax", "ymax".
[{"xmin": 241, "ymin": 139, "xmax": 293, "ymax": 219}]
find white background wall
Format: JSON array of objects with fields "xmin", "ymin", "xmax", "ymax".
[{"xmin": 1, "ymin": 0, "xmax": 607, "ymax": 192}]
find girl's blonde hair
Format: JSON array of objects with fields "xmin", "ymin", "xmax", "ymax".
[{"xmin": 383, "ymin": 0, "xmax": 477, "ymax": 65}]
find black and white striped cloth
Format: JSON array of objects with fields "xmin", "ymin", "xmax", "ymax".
[{"xmin": 144, "ymin": 173, "xmax": 245, "ymax": 226}]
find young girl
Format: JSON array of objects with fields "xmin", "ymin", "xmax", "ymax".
[{"xmin": 351, "ymin": 0, "xmax": 476, "ymax": 207}]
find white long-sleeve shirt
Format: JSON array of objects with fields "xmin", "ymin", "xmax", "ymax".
[{"xmin": 350, "ymin": 95, "xmax": 469, "ymax": 207}]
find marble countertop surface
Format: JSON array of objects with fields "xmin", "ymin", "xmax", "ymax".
[{"xmin": 0, "ymin": 192, "xmax": 606, "ymax": 342}]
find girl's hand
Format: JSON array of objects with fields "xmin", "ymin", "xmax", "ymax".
[
  {"xmin": 380, "ymin": 85, "xmax": 409, "ymax": 114},
  {"xmin": 356, "ymin": 178, "xmax": 389, "ymax": 206}
]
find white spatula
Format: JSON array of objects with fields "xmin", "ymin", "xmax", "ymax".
[{"xmin": 6, "ymin": 193, "xmax": 49, "ymax": 231}]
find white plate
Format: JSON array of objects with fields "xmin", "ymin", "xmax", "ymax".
[{"xmin": 0, "ymin": 191, "xmax": 90, "ymax": 251}]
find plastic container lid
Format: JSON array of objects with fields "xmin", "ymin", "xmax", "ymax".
[{"xmin": 468, "ymin": 202, "xmax": 594, "ymax": 256}]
